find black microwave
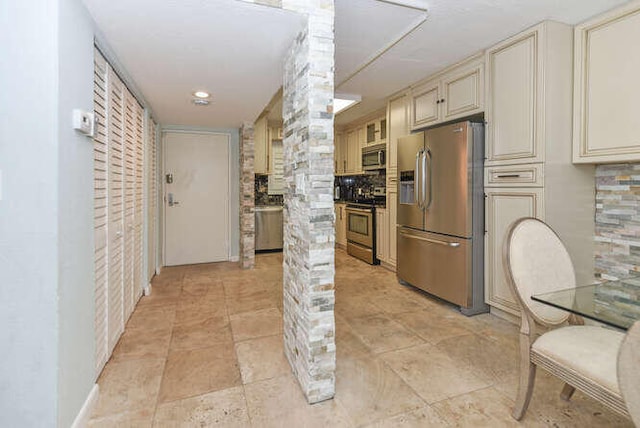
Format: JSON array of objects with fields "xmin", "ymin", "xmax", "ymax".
[{"xmin": 362, "ymin": 143, "xmax": 386, "ymax": 171}]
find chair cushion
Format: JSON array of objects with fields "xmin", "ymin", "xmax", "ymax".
[{"xmin": 533, "ymin": 325, "xmax": 625, "ymax": 393}]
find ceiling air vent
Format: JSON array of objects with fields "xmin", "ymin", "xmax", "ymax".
[{"xmin": 192, "ymin": 99, "xmax": 210, "ymax": 106}]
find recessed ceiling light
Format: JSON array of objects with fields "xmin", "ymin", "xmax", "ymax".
[{"xmin": 193, "ymin": 91, "xmax": 210, "ymax": 99}]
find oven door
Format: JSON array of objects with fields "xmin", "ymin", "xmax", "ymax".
[{"xmin": 346, "ymin": 207, "xmax": 373, "ymax": 248}]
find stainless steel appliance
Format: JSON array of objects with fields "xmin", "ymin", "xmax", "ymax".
[
  {"xmin": 396, "ymin": 121, "xmax": 487, "ymax": 315},
  {"xmin": 362, "ymin": 143, "xmax": 386, "ymax": 171},
  {"xmin": 255, "ymin": 206, "xmax": 283, "ymax": 251},
  {"xmin": 346, "ymin": 204, "xmax": 378, "ymax": 265}
]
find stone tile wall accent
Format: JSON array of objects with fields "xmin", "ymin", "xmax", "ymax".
[
  {"xmin": 595, "ymin": 163, "xmax": 640, "ymax": 279},
  {"xmin": 240, "ymin": 122, "xmax": 255, "ymax": 269},
  {"xmin": 238, "ymin": 0, "xmax": 336, "ymax": 405}
]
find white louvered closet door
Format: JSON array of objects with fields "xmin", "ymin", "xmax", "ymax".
[
  {"xmin": 133, "ymin": 101, "xmax": 144, "ymax": 304},
  {"xmin": 107, "ymin": 65, "xmax": 126, "ymax": 354},
  {"xmin": 147, "ymin": 118, "xmax": 157, "ymax": 281},
  {"xmin": 123, "ymin": 91, "xmax": 137, "ymax": 321},
  {"xmin": 93, "ymin": 49, "xmax": 109, "ymax": 374}
]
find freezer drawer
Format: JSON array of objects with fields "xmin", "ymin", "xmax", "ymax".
[{"xmin": 397, "ymin": 227, "xmax": 471, "ymax": 308}]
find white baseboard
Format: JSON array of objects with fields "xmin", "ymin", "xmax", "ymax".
[
  {"xmin": 71, "ymin": 384, "xmax": 99, "ymax": 428},
  {"xmin": 229, "ymin": 256, "xmax": 239, "ymax": 262},
  {"xmin": 143, "ymin": 283, "xmax": 152, "ymax": 296}
]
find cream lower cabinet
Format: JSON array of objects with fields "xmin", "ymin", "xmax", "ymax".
[
  {"xmin": 484, "ymin": 188, "xmax": 544, "ymax": 314},
  {"xmin": 573, "ymin": 1, "xmax": 640, "ymax": 163},
  {"xmin": 376, "ymin": 208, "xmax": 388, "ymax": 263},
  {"xmin": 387, "ymin": 188, "xmax": 398, "ymax": 268},
  {"xmin": 335, "ymin": 202, "xmax": 347, "ymax": 248}
]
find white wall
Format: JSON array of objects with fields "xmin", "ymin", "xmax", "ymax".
[
  {"xmin": 0, "ymin": 1, "xmax": 62, "ymax": 426},
  {"xmin": 161, "ymin": 126, "xmax": 241, "ymax": 259},
  {"xmin": 0, "ymin": 0, "xmax": 104, "ymax": 426},
  {"xmin": 56, "ymin": 0, "xmax": 97, "ymax": 426}
]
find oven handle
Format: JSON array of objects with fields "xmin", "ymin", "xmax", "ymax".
[
  {"xmin": 346, "ymin": 207, "xmax": 373, "ymax": 214},
  {"xmin": 400, "ymin": 231, "xmax": 460, "ymax": 247}
]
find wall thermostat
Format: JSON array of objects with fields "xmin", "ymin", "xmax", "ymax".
[{"xmin": 72, "ymin": 109, "xmax": 95, "ymax": 137}]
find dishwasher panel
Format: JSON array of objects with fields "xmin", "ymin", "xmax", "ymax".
[{"xmin": 255, "ymin": 206, "xmax": 283, "ymax": 251}]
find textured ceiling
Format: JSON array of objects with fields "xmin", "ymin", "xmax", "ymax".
[
  {"xmin": 83, "ymin": 0, "xmax": 630, "ymax": 128},
  {"xmin": 83, "ymin": 0, "xmax": 304, "ymax": 128}
]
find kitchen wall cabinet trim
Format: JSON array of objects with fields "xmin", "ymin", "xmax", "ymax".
[
  {"xmin": 572, "ymin": 1, "xmax": 640, "ymax": 163},
  {"xmin": 484, "ymin": 163, "xmax": 544, "ymax": 188}
]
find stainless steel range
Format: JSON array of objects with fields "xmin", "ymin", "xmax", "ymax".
[{"xmin": 346, "ymin": 203, "xmax": 378, "ymax": 265}]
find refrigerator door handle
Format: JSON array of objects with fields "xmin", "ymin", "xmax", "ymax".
[
  {"xmin": 399, "ymin": 230, "xmax": 461, "ymax": 247},
  {"xmin": 415, "ymin": 150, "xmax": 422, "ymax": 209},
  {"xmin": 422, "ymin": 149, "xmax": 432, "ymax": 210}
]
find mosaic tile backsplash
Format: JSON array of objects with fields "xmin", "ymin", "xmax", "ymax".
[
  {"xmin": 255, "ymin": 175, "xmax": 283, "ymax": 206},
  {"xmin": 595, "ymin": 163, "xmax": 640, "ymax": 279}
]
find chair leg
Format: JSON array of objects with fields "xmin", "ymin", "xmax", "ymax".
[
  {"xmin": 513, "ymin": 334, "xmax": 537, "ymax": 421},
  {"xmin": 560, "ymin": 383, "xmax": 575, "ymax": 401}
]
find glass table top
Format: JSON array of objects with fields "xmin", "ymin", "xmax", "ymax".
[{"xmin": 531, "ymin": 276, "xmax": 640, "ymax": 330}]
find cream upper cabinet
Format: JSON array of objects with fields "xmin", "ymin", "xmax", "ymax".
[
  {"xmin": 573, "ymin": 2, "xmax": 640, "ymax": 163},
  {"xmin": 334, "ymin": 131, "xmax": 345, "ymax": 175},
  {"xmin": 485, "ymin": 21, "xmax": 572, "ymax": 166},
  {"xmin": 411, "ymin": 78, "xmax": 440, "ymax": 129},
  {"xmin": 441, "ymin": 60, "xmax": 484, "ymax": 122},
  {"xmin": 410, "ymin": 55, "xmax": 484, "ymax": 131},
  {"xmin": 365, "ymin": 116, "xmax": 387, "ymax": 146},
  {"xmin": 387, "ymin": 93, "xmax": 409, "ymax": 177},
  {"xmin": 485, "ymin": 188, "xmax": 544, "ymax": 314},
  {"xmin": 254, "ymin": 117, "xmax": 269, "ymax": 174},
  {"xmin": 345, "ymin": 129, "xmax": 360, "ymax": 174}
]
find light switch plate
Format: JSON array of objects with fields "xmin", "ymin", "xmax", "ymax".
[{"xmin": 72, "ymin": 109, "xmax": 95, "ymax": 137}]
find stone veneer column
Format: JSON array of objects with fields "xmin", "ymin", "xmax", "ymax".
[
  {"xmin": 281, "ymin": 0, "xmax": 336, "ymax": 404},
  {"xmin": 237, "ymin": 0, "xmax": 335, "ymax": 404},
  {"xmin": 240, "ymin": 122, "xmax": 255, "ymax": 269}
]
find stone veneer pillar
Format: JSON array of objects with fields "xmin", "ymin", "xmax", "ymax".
[
  {"xmin": 238, "ymin": 0, "xmax": 335, "ymax": 404},
  {"xmin": 281, "ymin": 1, "xmax": 336, "ymax": 404},
  {"xmin": 240, "ymin": 122, "xmax": 255, "ymax": 269}
]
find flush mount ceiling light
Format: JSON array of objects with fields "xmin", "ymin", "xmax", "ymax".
[
  {"xmin": 334, "ymin": 93, "xmax": 362, "ymax": 114},
  {"xmin": 193, "ymin": 91, "xmax": 210, "ymax": 99}
]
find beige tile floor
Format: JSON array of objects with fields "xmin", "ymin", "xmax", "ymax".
[{"xmin": 89, "ymin": 250, "xmax": 632, "ymax": 427}]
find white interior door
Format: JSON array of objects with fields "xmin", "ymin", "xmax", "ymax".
[{"xmin": 164, "ymin": 131, "xmax": 230, "ymax": 266}]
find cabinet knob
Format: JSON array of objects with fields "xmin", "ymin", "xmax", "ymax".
[
  {"xmin": 436, "ymin": 100, "xmax": 440, "ymax": 104},
  {"xmin": 440, "ymin": 98, "xmax": 445, "ymax": 103}
]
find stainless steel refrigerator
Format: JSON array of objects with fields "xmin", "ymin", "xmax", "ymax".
[{"xmin": 396, "ymin": 121, "xmax": 487, "ymax": 315}]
